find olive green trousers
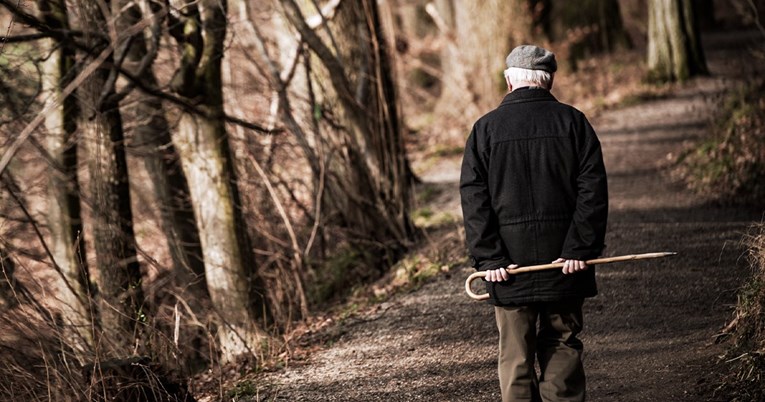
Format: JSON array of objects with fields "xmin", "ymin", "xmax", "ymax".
[{"xmin": 495, "ymin": 299, "xmax": 586, "ymax": 402}]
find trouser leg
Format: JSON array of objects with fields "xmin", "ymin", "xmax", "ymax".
[
  {"xmin": 536, "ymin": 299, "xmax": 586, "ymax": 402},
  {"xmin": 495, "ymin": 305, "xmax": 542, "ymax": 402}
]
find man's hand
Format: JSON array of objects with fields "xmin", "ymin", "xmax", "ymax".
[
  {"xmin": 485, "ymin": 264, "xmax": 519, "ymax": 282},
  {"xmin": 552, "ymin": 258, "xmax": 588, "ymax": 274}
]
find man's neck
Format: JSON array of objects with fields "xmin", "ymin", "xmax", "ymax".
[{"xmin": 510, "ymin": 82, "xmax": 546, "ymax": 92}]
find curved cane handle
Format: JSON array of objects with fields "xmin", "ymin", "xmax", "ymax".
[{"xmin": 465, "ymin": 271, "xmax": 489, "ymax": 301}]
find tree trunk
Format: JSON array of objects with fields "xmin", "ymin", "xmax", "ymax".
[
  {"xmin": 78, "ymin": 1, "xmax": 144, "ymax": 344},
  {"xmin": 116, "ymin": 0, "xmax": 210, "ymax": 369},
  {"xmin": 118, "ymin": 1, "xmax": 207, "ymax": 299},
  {"xmin": 38, "ymin": 0, "xmax": 92, "ymax": 346},
  {"xmin": 546, "ymin": 0, "xmax": 632, "ymax": 70},
  {"xmin": 647, "ymin": 0, "xmax": 708, "ymax": 82},
  {"xmin": 432, "ymin": 0, "xmax": 525, "ymax": 121},
  {"xmin": 169, "ymin": 0, "xmax": 265, "ymax": 362}
]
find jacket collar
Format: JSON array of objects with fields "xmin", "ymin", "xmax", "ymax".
[{"xmin": 499, "ymin": 86, "xmax": 557, "ymax": 107}]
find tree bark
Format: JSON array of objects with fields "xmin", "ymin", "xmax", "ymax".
[
  {"xmin": 38, "ymin": 0, "xmax": 93, "ymax": 345},
  {"xmin": 431, "ymin": 0, "xmax": 525, "ymax": 120},
  {"xmin": 545, "ymin": 0, "xmax": 632, "ymax": 69},
  {"xmin": 169, "ymin": 0, "xmax": 265, "ymax": 362},
  {"xmin": 78, "ymin": 0, "xmax": 144, "ymax": 343},
  {"xmin": 647, "ymin": 0, "xmax": 708, "ymax": 82},
  {"xmin": 118, "ymin": 0, "xmax": 207, "ymax": 299}
]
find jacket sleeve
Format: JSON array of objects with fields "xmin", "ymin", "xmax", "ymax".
[
  {"xmin": 459, "ymin": 125, "xmax": 511, "ymax": 271},
  {"xmin": 561, "ymin": 115, "xmax": 609, "ymax": 260}
]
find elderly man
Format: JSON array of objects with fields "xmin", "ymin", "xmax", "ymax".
[{"xmin": 460, "ymin": 45, "xmax": 608, "ymax": 402}]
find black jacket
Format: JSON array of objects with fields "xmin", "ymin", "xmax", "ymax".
[{"xmin": 460, "ymin": 87, "xmax": 608, "ymax": 305}]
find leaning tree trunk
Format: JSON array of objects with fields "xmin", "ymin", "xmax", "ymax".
[
  {"xmin": 647, "ymin": 0, "xmax": 708, "ymax": 82},
  {"xmin": 118, "ymin": 0, "xmax": 207, "ymax": 299},
  {"xmin": 282, "ymin": 0, "xmax": 416, "ymax": 266},
  {"xmin": 38, "ymin": 0, "xmax": 92, "ymax": 346},
  {"xmin": 78, "ymin": 1, "xmax": 144, "ymax": 344},
  {"xmin": 169, "ymin": 0, "xmax": 265, "ymax": 363}
]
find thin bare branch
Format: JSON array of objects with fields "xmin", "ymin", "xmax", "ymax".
[
  {"xmin": 280, "ymin": 0, "xmax": 365, "ymax": 119},
  {"xmin": 307, "ymin": 0, "xmax": 342, "ymax": 56},
  {"xmin": 0, "ymin": 31, "xmax": 79, "ymax": 42},
  {"xmin": 248, "ymin": 156, "xmax": 309, "ymax": 318},
  {"xmin": 745, "ymin": 0, "xmax": 765, "ymax": 40}
]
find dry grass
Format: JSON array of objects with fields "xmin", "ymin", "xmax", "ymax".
[
  {"xmin": 714, "ymin": 223, "xmax": 765, "ymax": 401},
  {"xmin": 0, "ymin": 299, "xmax": 198, "ymax": 401},
  {"xmin": 0, "ymin": 265, "xmax": 222, "ymax": 401},
  {"xmin": 676, "ymin": 80, "xmax": 765, "ymax": 205}
]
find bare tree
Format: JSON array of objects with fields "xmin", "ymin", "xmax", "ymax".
[
  {"xmin": 37, "ymin": 0, "xmax": 93, "ymax": 346},
  {"xmin": 427, "ymin": 0, "xmax": 527, "ymax": 121},
  {"xmin": 168, "ymin": 0, "xmax": 266, "ymax": 362},
  {"xmin": 647, "ymin": 0, "xmax": 708, "ymax": 82},
  {"xmin": 117, "ymin": 0, "xmax": 207, "ymax": 299},
  {"xmin": 77, "ymin": 0, "xmax": 145, "ymax": 341}
]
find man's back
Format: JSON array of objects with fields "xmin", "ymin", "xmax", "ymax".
[
  {"xmin": 473, "ymin": 87, "xmax": 583, "ymax": 226},
  {"xmin": 460, "ymin": 86, "xmax": 608, "ymax": 305}
]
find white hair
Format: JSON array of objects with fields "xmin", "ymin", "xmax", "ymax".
[{"xmin": 503, "ymin": 67, "xmax": 553, "ymax": 89}]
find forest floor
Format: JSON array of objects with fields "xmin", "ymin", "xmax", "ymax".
[{"xmin": 231, "ymin": 31, "xmax": 764, "ymax": 402}]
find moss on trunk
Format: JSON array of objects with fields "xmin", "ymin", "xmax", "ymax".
[{"xmin": 170, "ymin": 0, "xmax": 266, "ymax": 363}]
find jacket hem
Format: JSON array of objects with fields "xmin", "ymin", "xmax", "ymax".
[{"xmin": 486, "ymin": 289, "xmax": 598, "ymax": 306}]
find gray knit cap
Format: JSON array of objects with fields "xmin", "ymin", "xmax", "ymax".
[{"xmin": 505, "ymin": 45, "xmax": 557, "ymax": 73}]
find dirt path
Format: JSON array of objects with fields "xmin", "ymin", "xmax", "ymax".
[{"xmin": 250, "ymin": 32, "xmax": 763, "ymax": 402}]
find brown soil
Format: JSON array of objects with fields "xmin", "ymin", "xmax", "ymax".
[{"xmin": 240, "ymin": 31, "xmax": 764, "ymax": 402}]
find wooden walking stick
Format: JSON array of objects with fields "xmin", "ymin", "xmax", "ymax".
[{"xmin": 465, "ymin": 252, "xmax": 677, "ymax": 301}]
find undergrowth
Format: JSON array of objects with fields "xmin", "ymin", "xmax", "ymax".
[
  {"xmin": 715, "ymin": 223, "xmax": 765, "ymax": 401},
  {"xmin": 0, "ymin": 302, "xmax": 197, "ymax": 401},
  {"xmin": 677, "ymin": 80, "xmax": 765, "ymax": 204}
]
